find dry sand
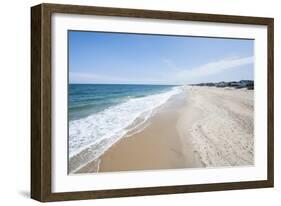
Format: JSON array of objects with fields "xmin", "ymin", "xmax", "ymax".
[
  {"xmin": 179, "ymin": 86, "xmax": 254, "ymax": 167},
  {"xmin": 77, "ymin": 86, "xmax": 254, "ymax": 173}
]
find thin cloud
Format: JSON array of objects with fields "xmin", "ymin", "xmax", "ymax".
[
  {"xmin": 176, "ymin": 56, "xmax": 254, "ymax": 81},
  {"xmin": 162, "ymin": 58, "xmax": 180, "ymax": 71},
  {"xmin": 69, "ymin": 72, "xmax": 128, "ymax": 84},
  {"xmin": 69, "ymin": 72, "xmax": 168, "ymax": 85},
  {"xmin": 70, "ymin": 56, "xmax": 254, "ymax": 85}
]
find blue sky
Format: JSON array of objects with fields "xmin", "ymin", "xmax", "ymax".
[{"xmin": 69, "ymin": 31, "xmax": 254, "ymax": 85}]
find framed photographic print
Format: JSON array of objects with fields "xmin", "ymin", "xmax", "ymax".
[{"xmin": 31, "ymin": 3, "xmax": 274, "ymax": 202}]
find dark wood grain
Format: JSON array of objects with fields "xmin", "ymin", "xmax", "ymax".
[
  {"xmin": 43, "ymin": 3, "xmax": 272, "ymax": 25},
  {"xmin": 31, "ymin": 4, "xmax": 42, "ymax": 201},
  {"xmin": 31, "ymin": 4, "xmax": 52, "ymax": 201},
  {"xmin": 31, "ymin": 3, "xmax": 274, "ymax": 202}
]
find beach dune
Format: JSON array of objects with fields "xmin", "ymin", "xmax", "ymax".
[{"xmin": 77, "ymin": 86, "xmax": 254, "ymax": 173}]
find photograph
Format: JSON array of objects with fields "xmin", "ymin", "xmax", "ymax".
[{"xmin": 68, "ymin": 31, "xmax": 254, "ymax": 174}]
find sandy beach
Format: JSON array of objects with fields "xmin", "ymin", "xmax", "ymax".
[{"xmin": 76, "ymin": 86, "xmax": 254, "ymax": 173}]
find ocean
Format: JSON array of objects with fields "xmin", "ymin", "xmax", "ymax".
[{"xmin": 69, "ymin": 84, "xmax": 183, "ymax": 172}]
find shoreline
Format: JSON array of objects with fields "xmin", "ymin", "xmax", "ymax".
[
  {"xmin": 76, "ymin": 86, "xmax": 254, "ymax": 173},
  {"xmin": 76, "ymin": 89, "xmax": 202, "ymax": 173},
  {"xmin": 68, "ymin": 86, "xmax": 183, "ymax": 173}
]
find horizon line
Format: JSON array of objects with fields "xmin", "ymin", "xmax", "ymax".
[
  {"xmin": 69, "ymin": 79, "xmax": 254, "ymax": 86},
  {"xmin": 69, "ymin": 83, "xmax": 181, "ymax": 86}
]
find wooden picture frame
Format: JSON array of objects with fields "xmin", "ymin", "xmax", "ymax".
[{"xmin": 31, "ymin": 3, "xmax": 274, "ymax": 202}]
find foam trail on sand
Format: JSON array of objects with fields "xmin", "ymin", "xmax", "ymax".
[{"xmin": 69, "ymin": 86, "xmax": 183, "ymax": 173}]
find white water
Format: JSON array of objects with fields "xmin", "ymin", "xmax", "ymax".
[{"xmin": 69, "ymin": 86, "xmax": 183, "ymax": 173}]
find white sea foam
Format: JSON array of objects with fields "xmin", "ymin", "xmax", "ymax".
[{"xmin": 69, "ymin": 86, "xmax": 183, "ymax": 173}]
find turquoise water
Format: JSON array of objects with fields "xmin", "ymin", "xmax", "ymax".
[
  {"xmin": 68, "ymin": 84, "xmax": 183, "ymax": 172},
  {"xmin": 69, "ymin": 84, "xmax": 176, "ymax": 121}
]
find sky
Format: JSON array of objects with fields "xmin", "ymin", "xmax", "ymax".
[{"xmin": 68, "ymin": 31, "xmax": 254, "ymax": 85}]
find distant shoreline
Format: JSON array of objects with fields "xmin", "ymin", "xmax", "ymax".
[
  {"xmin": 190, "ymin": 80, "xmax": 254, "ymax": 90},
  {"xmin": 68, "ymin": 79, "xmax": 254, "ymax": 89}
]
